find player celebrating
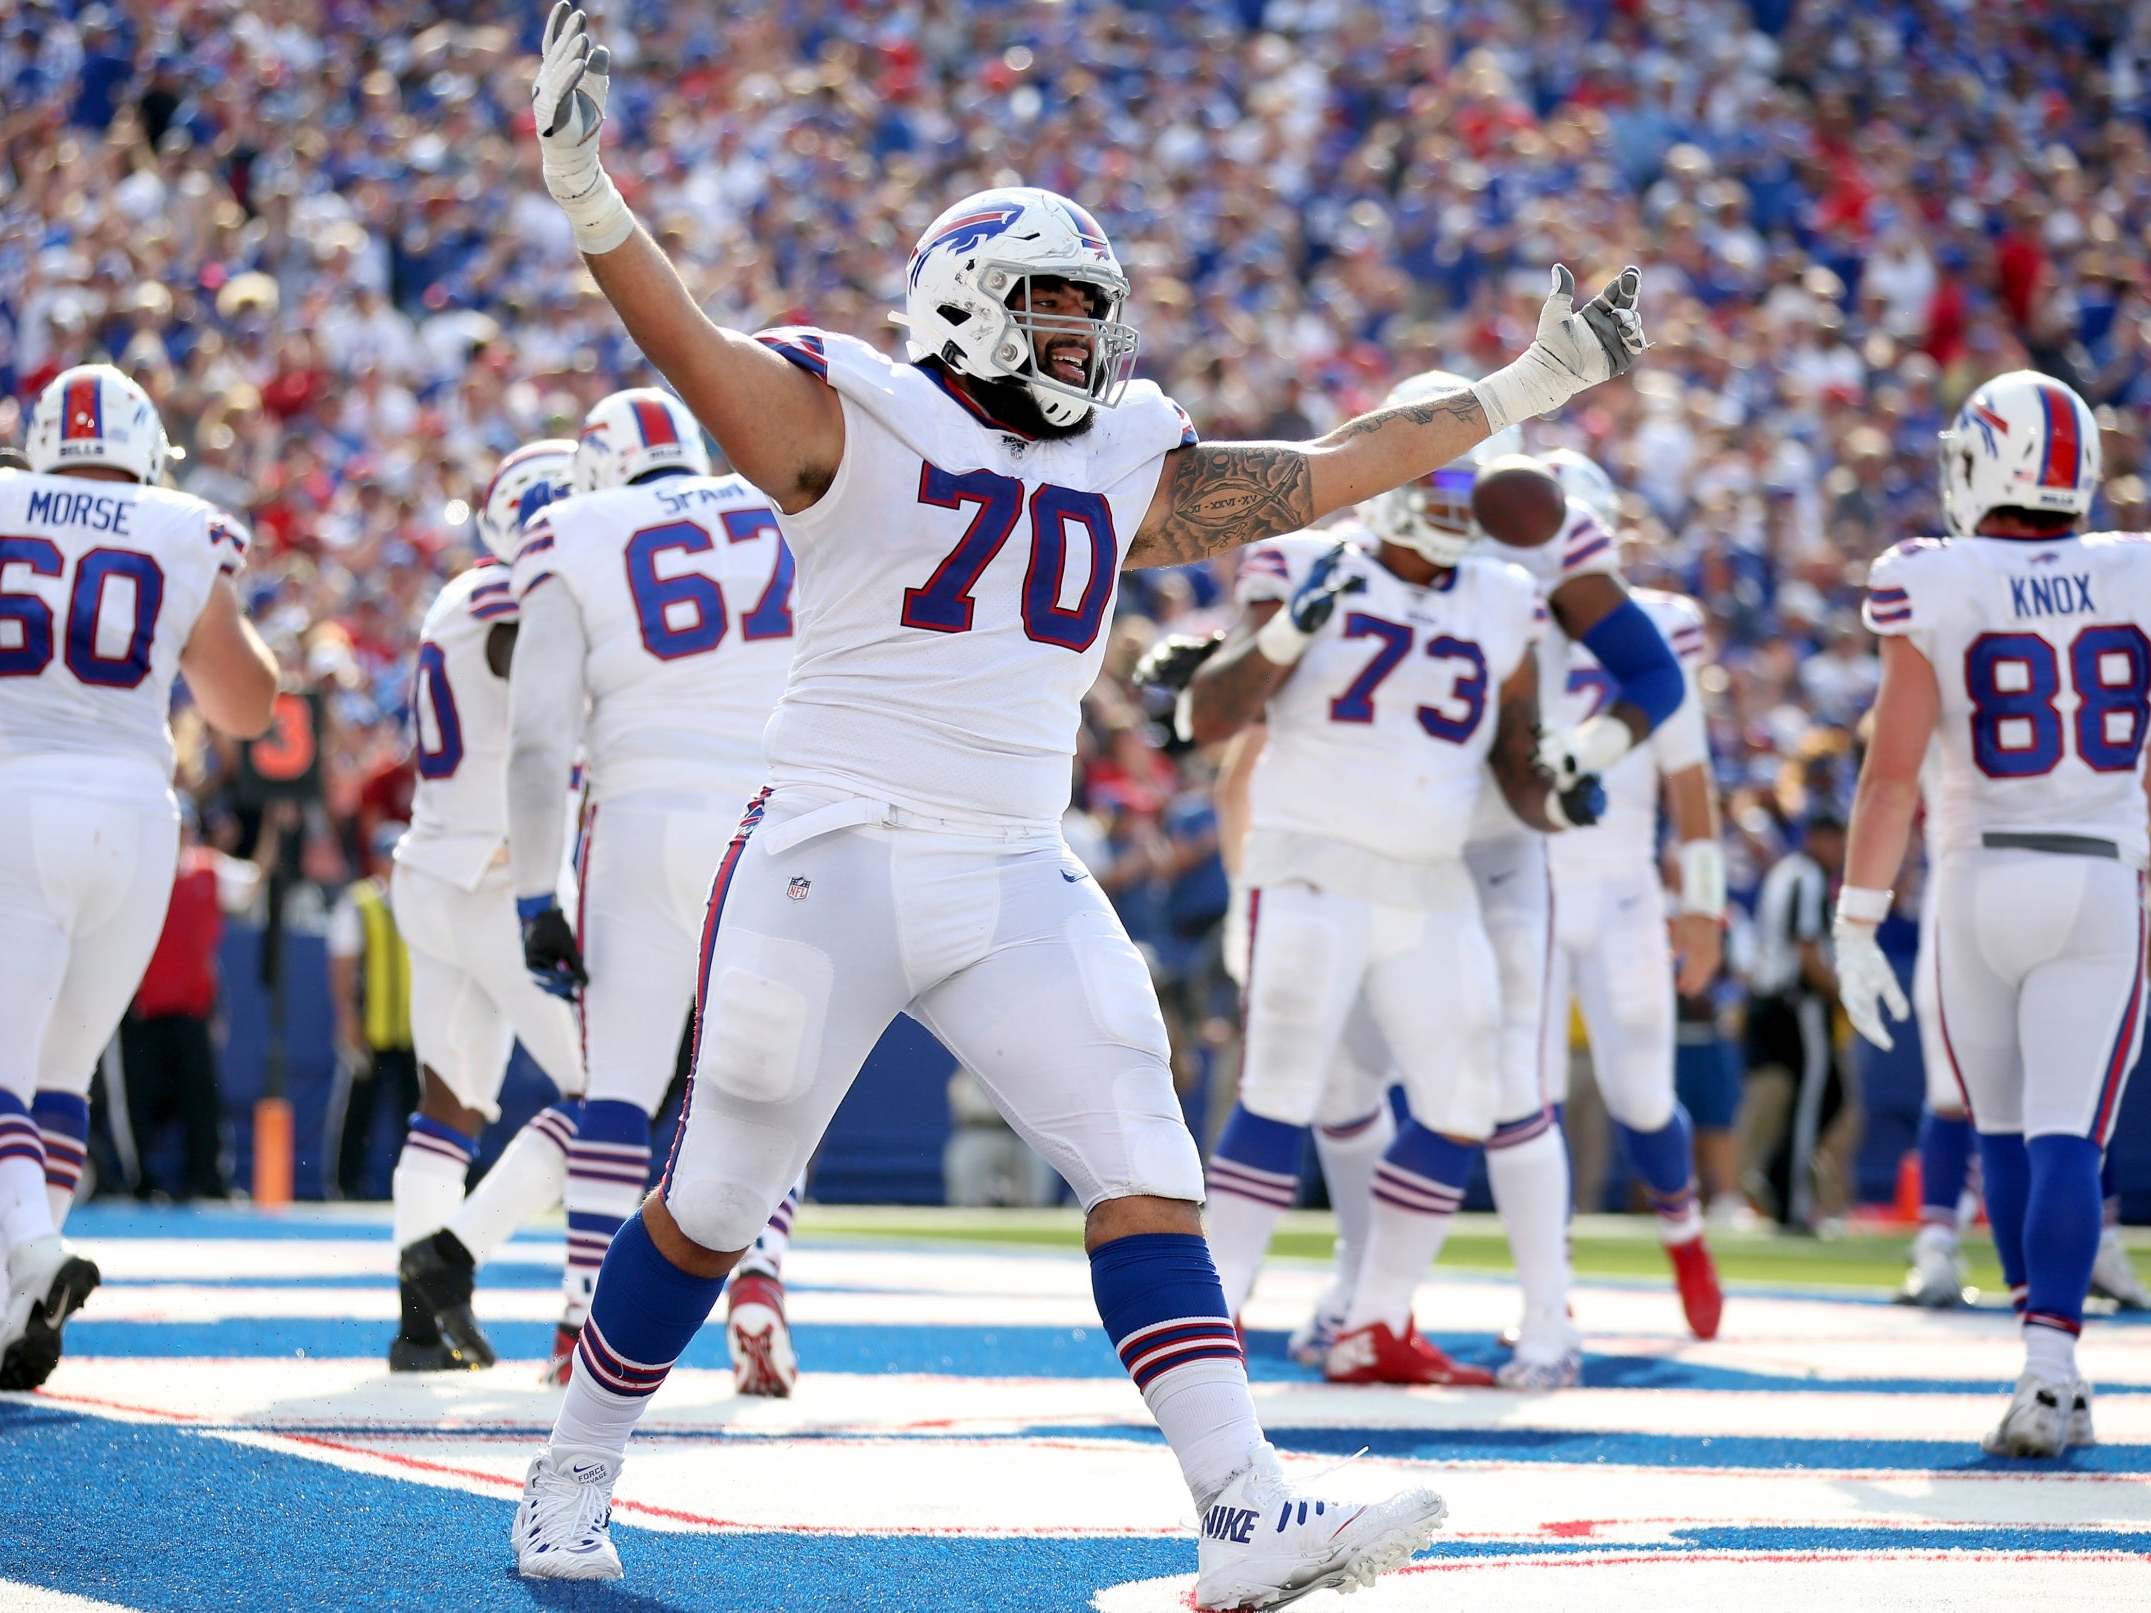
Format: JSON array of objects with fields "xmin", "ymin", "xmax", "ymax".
[
  {"xmin": 1839, "ymin": 370, "xmax": 2148, "ymax": 1457},
  {"xmin": 0, "ymin": 365, "xmax": 277, "ymax": 1388},
  {"xmin": 1539, "ymin": 449, "xmax": 1728, "ymax": 1360},
  {"xmin": 502, "ymin": 387, "xmax": 803, "ymax": 1390},
  {"xmin": 1186, "ymin": 387, "xmax": 1606, "ymax": 1390},
  {"xmin": 514, "ymin": 11, "xmax": 1644, "ymax": 1603},
  {"xmin": 387, "ymin": 441, "xmax": 590, "ymax": 1372}
]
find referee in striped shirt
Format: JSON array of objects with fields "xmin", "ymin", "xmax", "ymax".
[{"xmin": 1740, "ymin": 814, "xmax": 1854, "ymax": 1228}]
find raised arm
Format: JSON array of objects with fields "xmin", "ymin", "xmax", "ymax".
[
  {"xmin": 1127, "ymin": 267, "xmax": 1644, "ymax": 569},
  {"xmin": 531, "ymin": 6, "xmax": 841, "ymax": 512}
]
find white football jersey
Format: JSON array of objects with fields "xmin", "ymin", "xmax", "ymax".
[
  {"xmin": 1547, "ymin": 587, "xmax": 1710, "ymax": 876},
  {"xmin": 1468, "ymin": 497, "xmax": 1623, "ymax": 842},
  {"xmin": 397, "ymin": 562, "xmax": 518, "ymax": 890},
  {"xmin": 748, "ymin": 326, "xmax": 1195, "ymax": 825},
  {"xmin": 1237, "ymin": 529, "xmax": 1540, "ymax": 893},
  {"xmin": 1865, "ymin": 530, "xmax": 2151, "ymax": 866},
  {"xmin": 0, "ymin": 470, "xmax": 247, "ymax": 780},
  {"xmin": 510, "ymin": 473, "xmax": 796, "ymax": 807}
]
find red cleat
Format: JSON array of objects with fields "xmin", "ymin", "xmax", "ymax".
[
  {"xmin": 1667, "ymin": 1235, "xmax": 1723, "ymax": 1340},
  {"xmin": 1323, "ymin": 1320, "xmax": 1495, "ymax": 1387},
  {"xmin": 726, "ymin": 1272, "xmax": 798, "ymax": 1397},
  {"xmin": 540, "ymin": 1322, "xmax": 579, "ymax": 1387}
]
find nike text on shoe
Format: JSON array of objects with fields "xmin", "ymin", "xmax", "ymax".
[
  {"xmin": 0, "ymin": 1237, "xmax": 100, "ymax": 1391},
  {"xmin": 725, "ymin": 1272, "xmax": 798, "ymax": 1397},
  {"xmin": 399, "ymin": 1230, "xmax": 497, "ymax": 1368},
  {"xmin": 1194, "ymin": 1445, "xmax": 1446, "ymax": 1610},
  {"xmin": 1324, "ymin": 1319, "xmax": 1495, "ymax": 1387},
  {"xmin": 513, "ymin": 1446, "xmax": 624, "ymax": 1580},
  {"xmin": 1982, "ymin": 1372, "xmax": 2076, "ymax": 1459}
]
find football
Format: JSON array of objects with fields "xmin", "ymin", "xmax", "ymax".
[{"xmin": 1470, "ymin": 453, "xmax": 1568, "ymax": 547}]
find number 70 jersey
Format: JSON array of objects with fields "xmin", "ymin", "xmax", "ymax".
[
  {"xmin": 1864, "ymin": 530, "xmax": 2151, "ymax": 865},
  {"xmin": 510, "ymin": 473, "xmax": 796, "ymax": 807}
]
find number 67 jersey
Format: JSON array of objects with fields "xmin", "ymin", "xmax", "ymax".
[{"xmin": 1864, "ymin": 530, "xmax": 2151, "ymax": 866}]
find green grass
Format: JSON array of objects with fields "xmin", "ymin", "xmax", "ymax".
[{"xmin": 806, "ymin": 1206, "xmax": 2029, "ymax": 1292}]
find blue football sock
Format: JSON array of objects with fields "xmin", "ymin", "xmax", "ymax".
[
  {"xmin": 2022, "ymin": 1134, "xmax": 2102, "ymax": 1340},
  {"xmin": 1918, "ymin": 1109, "xmax": 1974, "ymax": 1226},
  {"xmin": 1976, "ymin": 1131, "xmax": 2031, "ymax": 1305}
]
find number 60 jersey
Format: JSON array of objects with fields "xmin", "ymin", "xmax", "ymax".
[{"xmin": 1864, "ymin": 530, "xmax": 2151, "ymax": 865}]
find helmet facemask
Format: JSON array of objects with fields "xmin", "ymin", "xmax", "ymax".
[
  {"xmin": 972, "ymin": 265, "xmax": 1140, "ymax": 429},
  {"xmin": 1366, "ymin": 465, "xmax": 1478, "ymax": 566}
]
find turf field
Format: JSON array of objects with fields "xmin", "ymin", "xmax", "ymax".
[{"xmin": 7, "ymin": 1204, "xmax": 2149, "ymax": 1612}]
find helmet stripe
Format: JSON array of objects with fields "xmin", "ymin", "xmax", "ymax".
[
  {"xmin": 62, "ymin": 377, "xmax": 102, "ymax": 441},
  {"xmin": 631, "ymin": 398, "xmax": 679, "ymax": 448},
  {"xmin": 2037, "ymin": 384, "xmax": 2080, "ymax": 489}
]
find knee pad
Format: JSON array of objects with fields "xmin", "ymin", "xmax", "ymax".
[
  {"xmin": 697, "ymin": 931, "xmax": 830, "ymax": 1106},
  {"xmin": 664, "ymin": 1114, "xmax": 800, "ymax": 1251},
  {"xmin": 1089, "ymin": 1100, "xmax": 1205, "ymax": 1208}
]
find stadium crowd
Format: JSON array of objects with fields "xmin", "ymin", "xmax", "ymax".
[{"xmin": 6, "ymin": 0, "xmax": 2150, "ymax": 1212}]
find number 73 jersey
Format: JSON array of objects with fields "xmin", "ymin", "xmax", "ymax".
[
  {"xmin": 1864, "ymin": 530, "xmax": 2151, "ymax": 865},
  {"xmin": 510, "ymin": 474, "xmax": 796, "ymax": 807},
  {"xmin": 1238, "ymin": 531, "xmax": 1541, "ymax": 872}
]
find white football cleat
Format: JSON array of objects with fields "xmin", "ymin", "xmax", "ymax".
[
  {"xmin": 1896, "ymin": 1226, "xmax": 1970, "ymax": 1309},
  {"xmin": 1193, "ymin": 1444, "xmax": 1445, "ymax": 1610},
  {"xmin": 512, "ymin": 1446, "xmax": 624, "ymax": 1580},
  {"xmin": 1285, "ymin": 1303, "xmax": 1345, "ymax": 1369},
  {"xmin": 1495, "ymin": 1310, "xmax": 1581, "ymax": 1391},
  {"xmin": 1981, "ymin": 1373, "xmax": 2085, "ymax": 1459},
  {"xmin": 725, "ymin": 1272, "xmax": 798, "ymax": 1398},
  {"xmin": 2089, "ymin": 1226, "xmax": 2150, "ymax": 1310},
  {"xmin": 0, "ymin": 1234, "xmax": 100, "ymax": 1390}
]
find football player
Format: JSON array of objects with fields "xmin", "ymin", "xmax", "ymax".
[
  {"xmin": 502, "ymin": 386, "xmax": 802, "ymax": 1389},
  {"xmin": 513, "ymin": 10, "xmax": 1644, "ymax": 1602},
  {"xmin": 387, "ymin": 441, "xmax": 590, "ymax": 1372},
  {"xmin": 0, "ymin": 365, "xmax": 278, "ymax": 1388},
  {"xmin": 1187, "ymin": 382, "xmax": 1606, "ymax": 1390},
  {"xmin": 1538, "ymin": 449, "xmax": 1728, "ymax": 1364},
  {"xmin": 1839, "ymin": 371, "xmax": 2149, "ymax": 1456}
]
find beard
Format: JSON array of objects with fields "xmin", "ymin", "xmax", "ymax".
[{"xmin": 964, "ymin": 367, "xmax": 1097, "ymax": 440}]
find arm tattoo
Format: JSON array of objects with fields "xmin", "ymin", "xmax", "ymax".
[
  {"xmin": 1329, "ymin": 388, "xmax": 1483, "ymax": 442},
  {"xmin": 1489, "ymin": 678, "xmax": 1558, "ymax": 833},
  {"xmin": 1129, "ymin": 443, "xmax": 1315, "ymax": 569}
]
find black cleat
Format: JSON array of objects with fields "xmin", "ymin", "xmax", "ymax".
[
  {"xmin": 388, "ymin": 1334, "xmax": 474, "ymax": 1373},
  {"xmin": 0, "ymin": 1247, "xmax": 101, "ymax": 1391},
  {"xmin": 398, "ymin": 1230, "xmax": 496, "ymax": 1369}
]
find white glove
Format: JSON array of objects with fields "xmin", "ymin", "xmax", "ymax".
[
  {"xmin": 532, "ymin": 3, "xmax": 632, "ymax": 254},
  {"xmin": 1473, "ymin": 265, "xmax": 1647, "ymax": 434},
  {"xmin": 1537, "ymin": 713, "xmax": 1633, "ymax": 789},
  {"xmin": 1834, "ymin": 916, "xmax": 1910, "ymax": 1050}
]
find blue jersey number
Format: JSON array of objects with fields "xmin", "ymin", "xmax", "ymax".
[
  {"xmin": 0, "ymin": 537, "xmax": 164, "ymax": 688},
  {"xmin": 1326, "ymin": 611, "xmax": 1489, "ymax": 743},
  {"xmin": 1965, "ymin": 625, "xmax": 2151, "ymax": 777},
  {"xmin": 413, "ymin": 641, "xmax": 463, "ymax": 779},
  {"xmin": 625, "ymin": 511, "xmax": 795, "ymax": 661},
  {"xmin": 901, "ymin": 463, "xmax": 1117, "ymax": 653}
]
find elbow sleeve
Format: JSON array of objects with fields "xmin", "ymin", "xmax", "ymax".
[{"xmin": 1582, "ymin": 600, "xmax": 1685, "ymax": 733}]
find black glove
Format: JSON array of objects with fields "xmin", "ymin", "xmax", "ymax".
[
  {"xmin": 1286, "ymin": 541, "xmax": 1367, "ymax": 634},
  {"xmin": 1133, "ymin": 630, "xmax": 1226, "ymax": 694},
  {"xmin": 517, "ymin": 897, "xmax": 588, "ymax": 1000},
  {"xmin": 1549, "ymin": 774, "xmax": 1608, "ymax": 831}
]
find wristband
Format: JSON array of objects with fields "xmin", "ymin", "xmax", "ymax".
[
  {"xmin": 544, "ymin": 154, "xmax": 634, "ymax": 255},
  {"xmin": 1836, "ymin": 884, "xmax": 1892, "ymax": 926},
  {"xmin": 1255, "ymin": 609, "xmax": 1313, "ymax": 667},
  {"xmin": 1677, "ymin": 839, "xmax": 1727, "ymax": 919},
  {"xmin": 1470, "ymin": 344, "xmax": 1572, "ymax": 436},
  {"xmin": 1567, "ymin": 713, "xmax": 1633, "ymax": 776}
]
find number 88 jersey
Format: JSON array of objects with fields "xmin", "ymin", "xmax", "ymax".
[
  {"xmin": 510, "ymin": 473, "xmax": 796, "ymax": 808},
  {"xmin": 1864, "ymin": 530, "xmax": 2151, "ymax": 866}
]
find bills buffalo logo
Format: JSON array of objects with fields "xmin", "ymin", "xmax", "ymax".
[
  {"xmin": 1966, "ymin": 400, "xmax": 2010, "ymax": 456},
  {"xmin": 909, "ymin": 203, "xmax": 1025, "ymax": 286}
]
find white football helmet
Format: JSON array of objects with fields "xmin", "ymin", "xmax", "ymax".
[
  {"xmin": 476, "ymin": 438, "xmax": 576, "ymax": 561},
  {"xmin": 26, "ymin": 363, "xmax": 168, "ymax": 484},
  {"xmin": 1358, "ymin": 369, "xmax": 1522, "ymax": 565},
  {"xmin": 902, "ymin": 187, "xmax": 1139, "ymax": 429},
  {"xmin": 1541, "ymin": 447, "xmax": 1620, "ymax": 531},
  {"xmin": 573, "ymin": 389, "xmax": 711, "ymax": 493},
  {"xmin": 1940, "ymin": 370, "xmax": 2099, "ymax": 537}
]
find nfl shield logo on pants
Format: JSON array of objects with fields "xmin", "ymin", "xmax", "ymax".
[{"xmin": 787, "ymin": 877, "xmax": 811, "ymax": 902}]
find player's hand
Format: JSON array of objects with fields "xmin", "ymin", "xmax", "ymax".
[
  {"xmin": 1833, "ymin": 917, "xmax": 1909, "ymax": 1050},
  {"xmin": 1287, "ymin": 542, "xmax": 1366, "ymax": 635},
  {"xmin": 518, "ymin": 896, "xmax": 589, "ymax": 1000},
  {"xmin": 1538, "ymin": 714, "xmax": 1633, "ymax": 790},
  {"xmin": 1669, "ymin": 911, "xmax": 1723, "ymax": 997},
  {"xmin": 1546, "ymin": 773, "xmax": 1606, "ymax": 830},
  {"xmin": 1473, "ymin": 265, "xmax": 1647, "ymax": 432},
  {"xmin": 1133, "ymin": 630, "xmax": 1226, "ymax": 694},
  {"xmin": 532, "ymin": 4, "xmax": 631, "ymax": 253}
]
